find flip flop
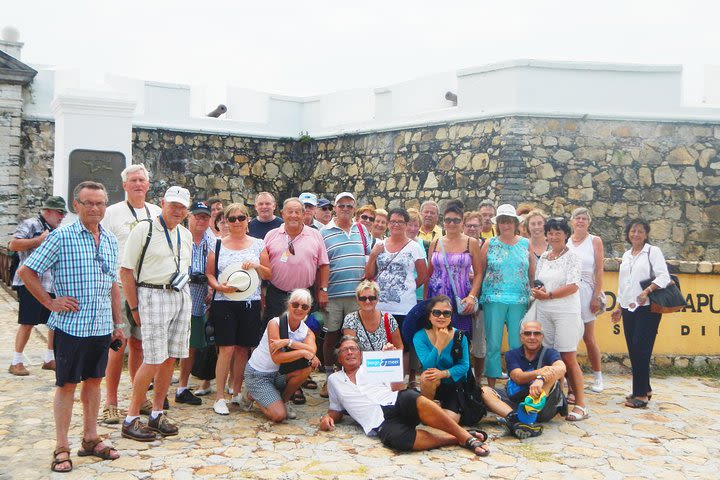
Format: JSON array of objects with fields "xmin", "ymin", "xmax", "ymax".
[{"xmin": 624, "ymin": 398, "xmax": 648, "ymax": 409}]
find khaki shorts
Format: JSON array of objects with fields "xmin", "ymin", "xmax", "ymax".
[{"xmin": 325, "ymin": 296, "xmax": 359, "ymax": 332}]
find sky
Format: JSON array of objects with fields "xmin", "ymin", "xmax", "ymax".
[{"xmin": 4, "ymin": 0, "xmax": 719, "ymax": 104}]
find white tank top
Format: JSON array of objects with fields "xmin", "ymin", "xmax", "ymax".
[
  {"xmin": 248, "ymin": 316, "xmax": 309, "ymax": 373},
  {"xmin": 567, "ymin": 234, "xmax": 596, "ymax": 284}
]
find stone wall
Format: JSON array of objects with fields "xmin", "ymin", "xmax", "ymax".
[
  {"xmin": 0, "ymin": 83, "xmax": 23, "ymax": 237},
  {"xmin": 16, "ymin": 117, "xmax": 720, "ymax": 262},
  {"xmin": 18, "ymin": 120, "xmax": 54, "ymax": 216}
]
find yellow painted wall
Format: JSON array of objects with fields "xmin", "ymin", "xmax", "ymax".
[{"xmin": 583, "ymin": 273, "xmax": 720, "ymax": 356}]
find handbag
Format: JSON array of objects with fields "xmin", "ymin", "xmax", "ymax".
[
  {"xmin": 450, "ymin": 330, "xmax": 487, "ymax": 425},
  {"xmin": 437, "ymin": 238, "xmax": 479, "ymax": 314},
  {"xmin": 191, "ymin": 345, "xmax": 217, "ymax": 380},
  {"xmin": 639, "ymin": 247, "xmax": 686, "ymax": 314},
  {"xmin": 278, "ymin": 313, "xmax": 312, "ymax": 374}
]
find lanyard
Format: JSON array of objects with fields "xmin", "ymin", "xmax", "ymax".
[
  {"xmin": 126, "ymin": 201, "xmax": 151, "ymax": 221},
  {"xmin": 158, "ymin": 215, "xmax": 181, "ymax": 273},
  {"xmin": 38, "ymin": 214, "xmax": 53, "ymax": 232}
]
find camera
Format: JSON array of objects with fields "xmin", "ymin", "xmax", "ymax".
[
  {"xmin": 533, "ymin": 280, "xmax": 545, "ymax": 289},
  {"xmin": 110, "ymin": 339, "xmax": 122, "ymax": 351},
  {"xmin": 189, "ymin": 273, "xmax": 207, "ymax": 284},
  {"xmin": 170, "ymin": 271, "xmax": 190, "ymax": 292}
]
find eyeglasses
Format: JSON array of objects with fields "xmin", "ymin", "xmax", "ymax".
[
  {"xmin": 226, "ymin": 215, "xmax": 247, "ymax": 223},
  {"xmin": 431, "ymin": 309, "xmax": 453, "ymax": 318},
  {"xmin": 443, "ymin": 217, "xmax": 462, "ymax": 225},
  {"xmin": 95, "ymin": 252, "xmax": 110, "ymax": 275},
  {"xmin": 338, "ymin": 345, "xmax": 360, "ymax": 355},
  {"xmin": 389, "ymin": 220, "xmax": 406, "ymax": 226},
  {"xmin": 465, "ymin": 224, "xmax": 480, "ymax": 229},
  {"xmin": 320, "ymin": 206, "xmax": 333, "ymax": 211},
  {"xmin": 357, "ymin": 295, "xmax": 378, "ymax": 302},
  {"xmin": 522, "ymin": 331, "xmax": 543, "ymax": 337},
  {"xmin": 290, "ymin": 302, "xmax": 310, "ymax": 311},
  {"xmin": 76, "ymin": 200, "xmax": 108, "ymax": 209},
  {"xmin": 336, "ymin": 204, "xmax": 354, "ymax": 209},
  {"xmin": 360, "ymin": 215, "xmax": 375, "ymax": 222}
]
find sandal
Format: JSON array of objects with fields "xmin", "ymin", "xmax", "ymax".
[
  {"xmin": 461, "ymin": 432, "xmax": 490, "ymax": 457},
  {"xmin": 292, "ymin": 389, "xmax": 307, "ymax": 405},
  {"xmin": 77, "ymin": 437, "xmax": 120, "ymax": 460},
  {"xmin": 303, "ymin": 378, "xmax": 318, "ymax": 389},
  {"xmin": 566, "ymin": 393, "xmax": 576, "ymax": 405},
  {"xmin": 625, "ymin": 393, "xmax": 652, "ymax": 401},
  {"xmin": 51, "ymin": 447, "xmax": 73, "ymax": 473},
  {"xmin": 624, "ymin": 398, "xmax": 648, "ymax": 409},
  {"xmin": 566, "ymin": 405, "xmax": 589, "ymax": 421}
]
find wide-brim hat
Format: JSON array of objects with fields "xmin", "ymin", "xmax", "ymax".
[
  {"xmin": 492, "ymin": 204, "xmax": 522, "ymax": 224},
  {"xmin": 217, "ymin": 263, "xmax": 260, "ymax": 301}
]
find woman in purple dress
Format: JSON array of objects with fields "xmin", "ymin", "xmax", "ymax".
[{"xmin": 425, "ymin": 201, "xmax": 483, "ymax": 339}]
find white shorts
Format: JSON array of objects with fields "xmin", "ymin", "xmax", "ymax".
[{"xmin": 537, "ymin": 302, "xmax": 583, "ymax": 353}]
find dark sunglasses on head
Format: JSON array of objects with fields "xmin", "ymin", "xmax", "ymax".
[
  {"xmin": 443, "ymin": 217, "xmax": 462, "ymax": 225},
  {"xmin": 357, "ymin": 295, "xmax": 378, "ymax": 302},
  {"xmin": 360, "ymin": 215, "xmax": 375, "ymax": 222},
  {"xmin": 226, "ymin": 215, "xmax": 247, "ymax": 223},
  {"xmin": 290, "ymin": 302, "xmax": 310, "ymax": 311},
  {"xmin": 431, "ymin": 309, "xmax": 452, "ymax": 318},
  {"xmin": 522, "ymin": 331, "xmax": 543, "ymax": 337}
]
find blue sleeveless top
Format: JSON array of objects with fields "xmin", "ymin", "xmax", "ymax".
[{"xmin": 480, "ymin": 236, "xmax": 530, "ymax": 305}]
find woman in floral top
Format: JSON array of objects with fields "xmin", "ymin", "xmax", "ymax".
[
  {"xmin": 477, "ymin": 204, "xmax": 535, "ymax": 388},
  {"xmin": 342, "ymin": 280, "xmax": 403, "ymax": 352}
]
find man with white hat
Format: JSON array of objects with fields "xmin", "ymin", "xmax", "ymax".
[
  {"xmin": 318, "ymin": 191, "xmax": 370, "ymax": 397},
  {"xmin": 120, "ymin": 186, "xmax": 193, "ymax": 442},
  {"xmin": 299, "ymin": 192, "xmax": 318, "ymax": 229}
]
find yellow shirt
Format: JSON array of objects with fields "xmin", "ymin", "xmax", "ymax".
[
  {"xmin": 417, "ymin": 224, "xmax": 443, "ymax": 242},
  {"xmin": 480, "ymin": 226, "xmax": 497, "ymax": 241}
]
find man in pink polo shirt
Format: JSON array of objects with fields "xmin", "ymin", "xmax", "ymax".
[{"xmin": 262, "ymin": 197, "xmax": 330, "ymax": 324}]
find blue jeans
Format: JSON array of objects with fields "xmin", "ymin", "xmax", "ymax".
[
  {"xmin": 622, "ymin": 306, "xmax": 661, "ymax": 397},
  {"xmin": 483, "ymin": 302, "xmax": 527, "ymax": 378}
]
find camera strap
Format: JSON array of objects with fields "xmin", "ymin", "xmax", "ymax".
[
  {"xmin": 126, "ymin": 201, "xmax": 151, "ymax": 221},
  {"xmin": 135, "ymin": 219, "xmax": 154, "ymax": 283},
  {"xmin": 159, "ymin": 215, "xmax": 181, "ymax": 273}
]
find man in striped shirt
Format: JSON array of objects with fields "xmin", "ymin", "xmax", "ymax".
[
  {"xmin": 19, "ymin": 181, "xmax": 123, "ymax": 472},
  {"xmin": 318, "ymin": 192, "xmax": 370, "ymax": 397}
]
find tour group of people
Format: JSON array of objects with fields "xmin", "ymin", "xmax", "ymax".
[{"xmin": 8, "ymin": 163, "xmax": 675, "ymax": 472}]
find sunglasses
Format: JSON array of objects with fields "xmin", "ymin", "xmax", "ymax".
[
  {"xmin": 95, "ymin": 252, "xmax": 110, "ymax": 275},
  {"xmin": 226, "ymin": 215, "xmax": 247, "ymax": 223},
  {"xmin": 360, "ymin": 215, "xmax": 375, "ymax": 222},
  {"xmin": 290, "ymin": 302, "xmax": 310, "ymax": 311},
  {"xmin": 431, "ymin": 309, "xmax": 452, "ymax": 318},
  {"xmin": 443, "ymin": 217, "xmax": 462, "ymax": 225},
  {"xmin": 336, "ymin": 204, "xmax": 354, "ymax": 209},
  {"xmin": 287, "ymin": 239, "xmax": 295, "ymax": 255},
  {"xmin": 320, "ymin": 206, "xmax": 333, "ymax": 211},
  {"xmin": 522, "ymin": 331, "xmax": 543, "ymax": 337},
  {"xmin": 357, "ymin": 295, "xmax": 378, "ymax": 302}
]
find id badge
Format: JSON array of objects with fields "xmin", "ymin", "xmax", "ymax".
[{"xmin": 280, "ymin": 251, "xmax": 289, "ymax": 263}]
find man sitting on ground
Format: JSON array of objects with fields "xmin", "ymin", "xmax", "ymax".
[
  {"xmin": 481, "ymin": 320, "xmax": 566, "ymax": 439},
  {"xmin": 319, "ymin": 336, "xmax": 489, "ymax": 456}
]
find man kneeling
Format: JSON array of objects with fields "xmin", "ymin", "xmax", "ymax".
[
  {"xmin": 319, "ymin": 336, "xmax": 489, "ymax": 456},
  {"xmin": 481, "ymin": 320, "xmax": 566, "ymax": 439}
]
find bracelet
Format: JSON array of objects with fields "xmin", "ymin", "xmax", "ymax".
[
  {"xmin": 468, "ymin": 294, "xmax": 476, "ymax": 300},
  {"xmin": 129, "ymin": 306, "xmax": 139, "ymax": 312}
]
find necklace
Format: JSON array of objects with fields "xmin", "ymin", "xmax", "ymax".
[{"xmin": 547, "ymin": 246, "xmax": 567, "ymax": 261}]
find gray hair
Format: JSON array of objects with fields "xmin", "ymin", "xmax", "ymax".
[
  {"xmin": 519, "ymin": 319, "xmax": 543, "ymax": 335},
  {"xmin": 420, "ymin": 200, "xmax": 439, "ymax": 212},
  {"xmin": 73, "ymin": 181, "xmax": 108, "ymax": 201},
  {"xmin": 479, "ymin": 199, "xmax": 495, "ymax": 211},
  {"xmin": 571, "ymin": 207, "xmax": 592, "ymax": 223},
  {"xmin": 334, "ymin": 335, "xmax": 361, "ymax": 358},
  {"xmin": 283, "ymin": 197, "xmax": 303, "ymax": 210},
  {"xmin": 286, "ymin": 288, "xmax": 313, "ymax": 309},
  {"xmin": 120, "ymin": 164, "xmax": 150, "ymax": 182}
]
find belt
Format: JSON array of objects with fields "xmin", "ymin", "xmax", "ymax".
[{"xmin": 137, "ymin": 282, "xmax": 173, "ymax": 290}]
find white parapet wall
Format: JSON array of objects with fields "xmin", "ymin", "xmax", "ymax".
[{"xmin": 19, "ymin": 59, "xmax": 720, "ymax": 140}]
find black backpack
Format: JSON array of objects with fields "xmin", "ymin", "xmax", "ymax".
[{"xmin": 450, "ymin": 330, "xmax": 487, "ymax": 425}]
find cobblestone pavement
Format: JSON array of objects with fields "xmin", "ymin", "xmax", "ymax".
[{"xmin": 0, "ymin": 288, "xmax": 718, "ymax": 479}]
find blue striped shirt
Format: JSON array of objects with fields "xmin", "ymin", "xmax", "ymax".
[
  {"xmin": 24, "ymin": 220, "xmax": 118, "ymax": 337},
  {"xmin": 321, "ymin": 220, "xmax": 369, "ymax": 298},
  {"xmin": 190, "ymin": 232, "xmax": 213, "ymax": 317}
]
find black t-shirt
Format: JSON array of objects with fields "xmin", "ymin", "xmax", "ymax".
[{"xmin": 248, "ymin": 216, "xmax": 284, "ymax": 240}]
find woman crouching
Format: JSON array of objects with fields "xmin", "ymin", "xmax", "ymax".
[{"xmin": 244, "ymin": 289, "xmax": 320, "ymax": 422}]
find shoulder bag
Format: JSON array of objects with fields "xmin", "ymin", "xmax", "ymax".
[
  {"xmin": 278, "ymin": 313, "xmax": 312, "ymax": 374},
  {"xmin": 450, "ymin": 329, "xmax": 487, "ymax": 425},
  {"xmin": 639, "ymin": 246, "xmax": 686, "ymax": 314},
  {"xmin": 437, "ymin": 238, "xmax": 479, "ymax": 314}
]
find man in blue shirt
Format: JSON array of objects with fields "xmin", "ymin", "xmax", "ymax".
[
  {"xmin": 19, "ymin": 181, "xmax": 124, "ymax": 472},
  {"xmin": 481, "ymin": 320, "xmax": 566, "ymax": 439}
]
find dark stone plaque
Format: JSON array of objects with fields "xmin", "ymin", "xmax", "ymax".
[{"xmin": 68, "ymin": 149, "xmax": 125, "ymax": 212}]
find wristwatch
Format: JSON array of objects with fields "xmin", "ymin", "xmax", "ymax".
[
  {"xmin": 535, "ymin": 375, "xmax": 545, "ymax": 382},
  {"xmin": 320, "ymin": 287, "xmax": 328, "ymax": 292}
]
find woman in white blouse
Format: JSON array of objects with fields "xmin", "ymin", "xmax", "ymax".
[
  {"xmin": 611, "ymin": 219, "xmax": 671, "ymax": 409},
  {"xmin": 531, "ymin": 217, "xmax": 588, "ymax": 421}
]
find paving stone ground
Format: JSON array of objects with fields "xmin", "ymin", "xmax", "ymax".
[{"xmin": 0, "ymin": 287, "xmax": 718, "ymax": 479}]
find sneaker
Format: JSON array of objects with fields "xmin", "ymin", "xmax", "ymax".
[
  {"xmin": 213, "ymin": 399, "xmax": 229, "ymax": 415},
  {"xmin": 101, "ymin": 405, "xmax": 121, "ymax": 425},
  {"xmin": 175, "ymin": 389, "xmax": 202, "ymax": 406},
  {"xmin": 147, "ymin": 412, "xmax": 179, "ymax": 436},
  {"xmin": 590, "ymin": 378, "xmax": 604, "ymax": 393},
  {"xmin": 498, "ymin": 413, "xmax": 542, "ymax": 439},
  {"xmin": 139, "ymin": 399, "xmax": 153, "ymax": 415},
  {"xmin": 194, "ymin": 386, "xmax": 214, "ymax": 396},
  {"xmin": 285, "ymin": 402, "xmax": 297, "ymax": 420},
  {"xmin": 42, "ymin": 360, "xmax": 56, "ymax": 371},
  {"xmin": 8, "ymin": 363, "xmax": 29, "ymax": 376},
  {"xmin": 122, "ymin": 418, "xmax": 157, "ymax": 442},
  {"xmin": 319, "ymin": 382, "xmax": 329, "ymax": 398},
  {"xmin": 230, "ymin": 394, "xmax": 241, "ymax": 405}
]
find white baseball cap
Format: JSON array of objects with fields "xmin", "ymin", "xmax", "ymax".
[
  {"xmin": 164, "ymin": 186, "xmax": 191, "ymax": 208},
  {"xmin": 299, "ymin": 192, "xmax": 318, "ymax": 206},
  {"xmin": 334, "ymin": 192, "xmax": 356, "ymax": 204}
]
